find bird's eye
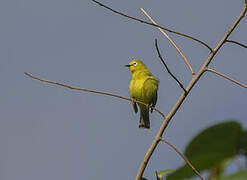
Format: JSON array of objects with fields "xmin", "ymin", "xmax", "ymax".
[{"xmin": 133, "ymin": 62, "xmax": 138, "ymax": 66}]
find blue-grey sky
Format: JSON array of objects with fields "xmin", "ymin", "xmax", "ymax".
[{"xmin": 0, "ymin": 0, "xmax": 246, "ymax": 179}]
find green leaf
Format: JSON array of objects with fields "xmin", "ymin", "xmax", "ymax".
[
  {"xmin": 157, "ymin": 169, "xmax": 175, "ymax": 179},
  {"xmin": 219, "ymin": 170, "xmax": 247, "ymax": 180},
  {"xmin": 208, "ymin": 158, "xmax": 232, "ymax": 180},
  {"xmin": 167, "ymin": 121, "xmax": 243, "ymax": 180},
  {"xmin": 237, "ymin": 130, "xmax": 247, "ymax": 156}
]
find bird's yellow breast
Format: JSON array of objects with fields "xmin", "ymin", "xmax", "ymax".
[
  {"xmin": 129, "ymin": 70, "xmax": 157, "ymax": 104},
  {"xmin": 129, "ymin": 78, "xmax": 146, "ymax": 99}
]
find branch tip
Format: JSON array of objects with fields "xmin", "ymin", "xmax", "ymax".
[
  {"xmin": 141, "ymin": 8, "xmax": 195, "ymax": 75},
  {"xmin": 206, "ymin": 68, "xmax": 247, "ymax": 88},
  {"xmin": 92, "ymin": 0, "xmax": 212, "ymax": 51},
  {"xmin": 154, "ymin": 39, "xmax": 187, "ymax": 93},
  {"xmin": 225, "ymin": 40, "xmax": 247, "ymax": 48}
]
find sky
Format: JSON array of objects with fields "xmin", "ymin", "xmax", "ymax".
[{"xmin": 0, "ymin": 0, "xmax": 246, "ymax": 179}]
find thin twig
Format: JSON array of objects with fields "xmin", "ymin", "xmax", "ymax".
[
  {"xmin": 225, "ymin": 40, "xmax": 247, "ymax": 48},
  {"xmin": 155, "ymin": 39, "xmax": 187, "ymax": 93},
  {"xmin": 141, "ymin": 9, "xmax": 195, "ymax": 75},
  {"xmin": 24, "ymin": 72, "xmax": 166, "ymax": 118},
  {"xmin": 91, "ymin": 0, "xmax": 213, "ymax": 52},
  {"xmin": 136, "ymin": 4, "xmax": 247, "ymax": 180},
  {"xmin": 206, "ymin": 68, "xmax": 247, "ymax": 88},
  {"xmin": 159, "ymin": 137, "xmax": 204, "ymax": 180}
]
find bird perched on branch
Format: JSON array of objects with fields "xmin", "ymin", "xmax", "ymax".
[{"xmin": 126, "ymin": 59, "xmax": 159, "ymax": 129}]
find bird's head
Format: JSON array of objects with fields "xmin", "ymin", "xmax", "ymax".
[{"xmin": 125, "ymin": 59, "xmax": 147, "ymax": 73}]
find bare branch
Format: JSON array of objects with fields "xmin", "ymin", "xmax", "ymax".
[
  {"xmin": 155, "ymin": 39, "xmax": 187, "ymax": 93},
  {"xmin": 24, "ymin": 72, "xmax": 166, "ymax": 118},
  {"xmin": 91, "ymin": 0, "xmax": 213, "ymax": 52},
  {"xmin": 136, "ymin": 5, "xmax": 247, "ymax": 180},
  {"xmin": 206, "ymin": 68, "xmax": 247, "ymax": 88},
  {"xmin": 159, "ymin": 137, "xmax": 204, "ymax": 180},
  {"xmin": 142, "ymin": 9, "xmax": 195, "ymax": 75},
  {"xmin": 225, "ymin": 40, "xmax": 247, "ymax": 48}
]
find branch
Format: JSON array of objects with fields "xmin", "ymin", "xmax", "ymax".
[
  {"xmin": 225, "ymin": 40, "xmax": 247, "ymax": 48},
  {"xmin": 136, "ymin": 4, "xmax": 247, "ymax": 180},
  {"xmin": 24, "ymin": 72, "xmax": 166, "ymax": 119},
  {"xmin": 141, "ymin": 9, "xmax": 195, "ymax": 75},
  {"xmin": 206, "ymin": 68, "xmax": 247, "ymax": 88},
  {"xmin": 155, "ymin": 39, "xmax": 187, "ymax": 93},
  {"xmin": 91, "ymin": 0, "xmax": 213, "ymax": 52},
  {"xmin": 159, "ymin": 138, "xmax": 203, "ymax": 180}
]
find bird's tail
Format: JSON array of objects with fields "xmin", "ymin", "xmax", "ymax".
[{"xmin": 139, "ymin": 108, "xmax": 150, "ymax": 129}]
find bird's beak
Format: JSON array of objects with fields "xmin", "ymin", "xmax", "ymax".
[{"xmin": 125, "ymin": 64, "xmax": 131, "ymax": 67}]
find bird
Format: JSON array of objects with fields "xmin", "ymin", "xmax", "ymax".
[{"xmin": 125, "ymin": 59, "xmax": 159, "ymax": 129}]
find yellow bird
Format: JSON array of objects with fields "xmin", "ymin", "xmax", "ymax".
[{"xmin": 126, "ymin": 59, "xmax": 159, "ymax": 129}]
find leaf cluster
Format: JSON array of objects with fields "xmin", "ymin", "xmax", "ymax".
[{"xmin": 158, "ymin": 121, "xmax": 247, "ymax": 180}]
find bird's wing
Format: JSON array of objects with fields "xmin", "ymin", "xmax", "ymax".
[
  {"xmin": 150, "ymin": 91, "xmax": 157, "ymax": 113},
  {"xmin": 143, "ymin": 77, "xmax": 159, "ymax": 113},
  {"xmin": 129, "ymin": 79, "xmax": 138, "ymax": 113}
]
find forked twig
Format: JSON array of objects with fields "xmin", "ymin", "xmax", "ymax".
[
  {"xmin": 141, "ymin": 8, "xmax": 195, "ymax": 75},
  {"xmin": 24, "ymin": 72, "xmax": 166, "ymax": 118},
  {"xmin": 91, "ymin": 0, "xmax": 213, "ymax": 52},
  {"xmin": 206, "ymin": 68, "xmax": 247, "ymax": 88},
  {"xmin": 155, "ymin": 39, "xmax": 187, "ymax": 93},
  {"xmin": 225, "ymin": 40, "xmax": 247, "ymax": 48},
  {"xmin": 159, "ymin": 137, "xmax": 203, "ymax": 180}
]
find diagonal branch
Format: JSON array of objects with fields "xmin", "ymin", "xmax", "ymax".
[
  {"xmin": 155, "ymin": 39, "xmax": 187, "ymax": 93},
  {"xmin": 24, "ymin": 72, "xmax": 166, "ymax": 118},
  {"xmin": 91, "ymin": 0, "xmax": 213, "ymax": 52},
  {"xmin": 159, "ymin": 137, "xmax": 203, "ymax": 180},
  {"xmin": 142, "ymin": 9, "xmax": 195, "ymax": 75},
  {"xmin": 225, "ymin": 40, "xmax": 247, "ymax": 48},
  {"xmin": 206, "ymin": 68, "xmax": 247, "ymax": 88},
  {"xmin": 136, "ymin": 4, "xmax": 247, "ymax": 180}
]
